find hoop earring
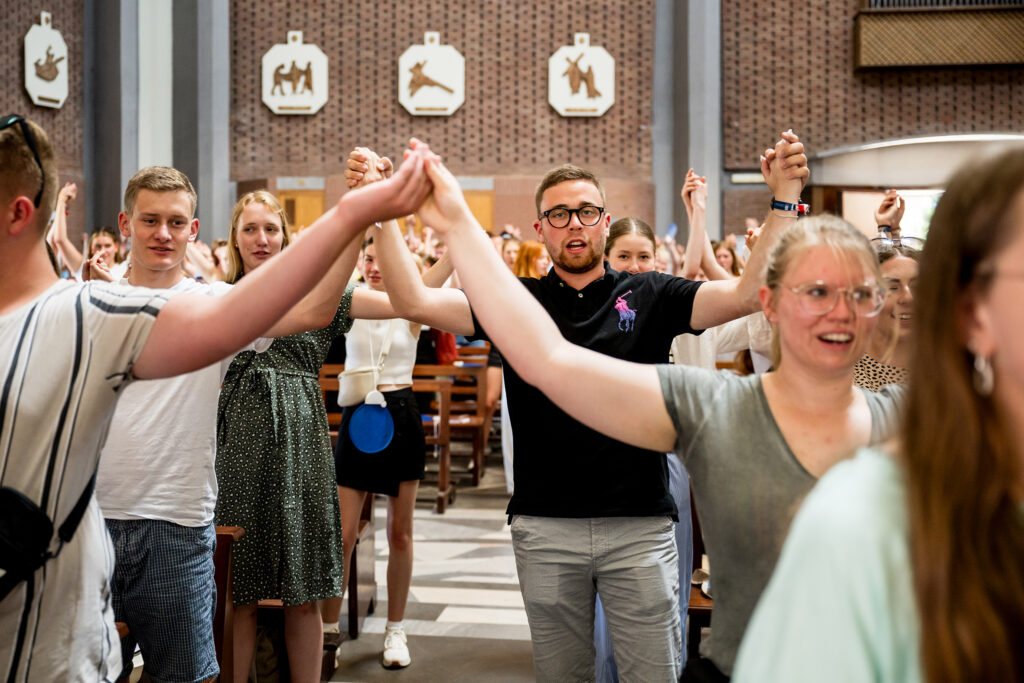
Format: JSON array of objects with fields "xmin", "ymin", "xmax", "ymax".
[{"xmin": 972, "ymin": 352, "xmax": 994, "ymax": 396}]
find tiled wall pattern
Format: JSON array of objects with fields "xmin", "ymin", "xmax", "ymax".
[
  {"xmin": 229, "ymin": 0, "xmax": 655, "ymax": 183},
  {"xmin": 721, "ymin": 0, "xmax": 1024, "ymax": 170}
]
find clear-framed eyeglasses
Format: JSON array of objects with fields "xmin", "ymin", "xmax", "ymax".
[{"xmin": 786, "ymin": 281, "xmax": 886, "ymax": 317}]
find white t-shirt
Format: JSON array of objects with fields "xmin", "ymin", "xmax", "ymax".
[
  {"xmin": 0, "ymin": 279, "xmax": 167, "ymax": 683},
  {"xmin": 671, "ymin": 312, "xmax": 772, "ymax": 370},
  {"xmin": 96, "ymin": 278, "xmax": 271, "ymax": 527}
]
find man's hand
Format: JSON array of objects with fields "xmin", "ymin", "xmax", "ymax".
[
  {"xmin": 760, "ymin": 129, "xmax": 808, "ymax": 203},
  {"xmin": 874, "ymin": 190, "xmax": 904, "ymax": 231}
]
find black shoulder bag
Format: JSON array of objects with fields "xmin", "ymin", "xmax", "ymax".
[{"xmin": 0, "ymin": 473, "xmax": 96, "ymax": 600}]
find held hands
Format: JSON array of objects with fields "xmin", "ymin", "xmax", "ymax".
[
  {"xmin": 874, "ymin": 190, "xmax": 904, "ymax": 232},
  {"xmin": 345, "ymin": 147, "xmax": 393, "ymax": 188},
  {"xmin": 340, "ymin": 138, "xmax": 475, "ymax": 236},
  {"xmin": 759, "ymin": 129, "xmax": 808, "ymax": 203},
  {"xmin": 680, "ymin": 169, "xmax": 707, "ymax": 224},
  {"xmin": 337, "ymin": 142, "xmax": 434, "ymax": 228}
]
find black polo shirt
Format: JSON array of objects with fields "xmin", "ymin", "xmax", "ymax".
[{"xmin": 470, "ymin": 264, "xmax": 703, "ymax": 519}]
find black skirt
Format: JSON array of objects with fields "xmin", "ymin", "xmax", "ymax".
[{"xmin": 334, "ymin": 387, "xmax": 426, "ymax": 497}]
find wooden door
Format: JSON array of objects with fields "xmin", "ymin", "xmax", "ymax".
[{"xmin": 276, "ymin": 190, "xmax": 324, "ymax": 233}]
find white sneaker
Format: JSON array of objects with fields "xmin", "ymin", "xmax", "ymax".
[{"xmin": 381, "ymin": 625, "xmax": 411, "ymax": 669}]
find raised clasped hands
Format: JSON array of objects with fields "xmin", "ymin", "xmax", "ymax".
[
  {"xmin": 680, "ymin": 168, "xmax": 708, "ymax": 224},
  {"xmin": 341, "ymin": 139, "xmax": 476, "ymax": 238},
  {"xmin": 345, "ymin": 147, "xmax": 393, "ymax": 189},
  {"xmin": 760, "ymin": 129, "xmax": 808, "ymax": 203},
  {"xmin": 337, "ymin": 142, "xmax": 434, "ymax": 228}
]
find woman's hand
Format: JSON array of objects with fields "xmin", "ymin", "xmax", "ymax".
[
  {"xmin": 874, "ymin": 190, "xmax": 905, "ymax": 230},
  {"xmin": 82, "ymin": 252, "xmax": 114, "ymax": 282},
  {"xmin": 345, "ymin": 147, "xmax": 393, "ymax": 188}
]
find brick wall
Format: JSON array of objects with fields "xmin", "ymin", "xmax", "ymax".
[
  {"xmin": 0, "ymin": 4, "xmax": 86, "ymax": 238},
  {"xmin": 722, "ymin": 187, "xmax": 772, "ymax": 236},
  {"xmin": 721, "ymin": 0, "xmax": 1024, "ymax": 170},
  {"xmin": 230, "ymin": 0, "xmax": 656, "ymax": 215}
]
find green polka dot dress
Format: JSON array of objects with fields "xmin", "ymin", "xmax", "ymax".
[{"xmin": 215, "ymin": 286, "xmax": 353, "ymax": 606}]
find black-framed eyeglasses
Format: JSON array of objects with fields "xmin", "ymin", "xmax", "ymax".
[
  {"xmin": 871, "ymin": 236, "xmax": 924, "ymax": 252},
  {"xmin": 0, "ymin": 114, "xmax": 44, "ymax": 208},
  {"xmin": 786, "ymin": 280, "xmax": 886, "ymax": 318},
  {"xmin": 540, "ymin": 205, "xmax": 604, "ymax": 229}
]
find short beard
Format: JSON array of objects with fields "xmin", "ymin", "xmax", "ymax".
[{"xmin": 552, "ymin": 247, "xmax": 603, "ymax": 274}]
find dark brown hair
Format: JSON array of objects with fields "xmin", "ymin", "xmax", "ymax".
[
  {"xmin": 534, "ymin": 164, "xmax": 605, "ymax": 217},
  {"xmin": 605, "ymin": 217, "xmax": 655, "ymax": 255},
  {"xmin": 904, "ymin": 147, "xmax": 1024, "ymax": 682}
]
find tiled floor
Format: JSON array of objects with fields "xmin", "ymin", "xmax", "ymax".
[{"xmin": 331, "ymin": 457, "xmax": 536, "ymax": 681}]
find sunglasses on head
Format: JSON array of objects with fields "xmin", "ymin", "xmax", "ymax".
[
  {"xmin": 0, "ymin": 114, "xmax": 45, "ymax": 208},
  {"xmin": 871, "ymin": 236, "xmax": 924, "ymax": 252}
]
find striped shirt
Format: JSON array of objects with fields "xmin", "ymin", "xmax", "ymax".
[{"xmin": 0, "ymin": 279, "xmax": 167, "ymax": 683}]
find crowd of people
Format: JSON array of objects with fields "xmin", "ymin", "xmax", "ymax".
[{"xmin": 1, "ymin": 112, "xmax": 1022, "ymax": 683}]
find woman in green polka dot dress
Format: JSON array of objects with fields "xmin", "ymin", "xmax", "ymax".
[
  {"xmin": 214, "ymin": 190, "xmax": 403, "ymax": 683},
  {"xmin": 215, "ymin": 189, "xmax": 451, "ymax": 682}
]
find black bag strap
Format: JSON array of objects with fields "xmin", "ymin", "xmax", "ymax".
[{"xmin": 57, "ymin": 471, "xmax": 96, "ymax": 545}]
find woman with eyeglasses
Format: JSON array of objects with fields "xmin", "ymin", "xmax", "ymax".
[
  {"xmin": 851, "ymin": 193, "xmax": 920, "ymax": 391},
  {"xmin": 414, "ymin": 149, "xmax": 903, "ymax": 680},
  {"xmin": 853, "ymin": 192, "xmax": 923, "ymax": 391},
  {"xmin": 733, "ymin": 149, "xmax": 1024, "ymax": 683}
]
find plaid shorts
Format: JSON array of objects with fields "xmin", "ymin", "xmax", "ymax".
[{"xmin": 106, "ymin": 519, "xmax": 218, "ymax": 683}]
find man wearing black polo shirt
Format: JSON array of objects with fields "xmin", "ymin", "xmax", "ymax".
[{"xmin": 352, "ymin": 132, "xmax": 807, "ymax": 682}]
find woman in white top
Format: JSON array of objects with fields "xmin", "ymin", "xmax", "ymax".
[{"xmin": 333, "ymin": 241, "xmax": 425, "ymax": 671}]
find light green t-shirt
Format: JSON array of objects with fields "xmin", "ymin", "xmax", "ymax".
[{"xmin": 733, "ymin": 447, "xmax": 921, "ymax": 682}]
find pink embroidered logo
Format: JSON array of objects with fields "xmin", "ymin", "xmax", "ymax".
[{"xmin": 614, "ymin": 290, "xmax": 637, "ymax": 332}]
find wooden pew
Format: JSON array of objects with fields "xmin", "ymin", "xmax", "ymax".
[
  {"xmin": 416, "ymin": 377, "xmax": 454, "ymax": 512},
  {"xmin": 413, "ymin": 363, "xmax": 489, "ymax": 485},
  {"xmin": 213, "ymin": 525, "xmax": 245, "ymax": 681}
]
